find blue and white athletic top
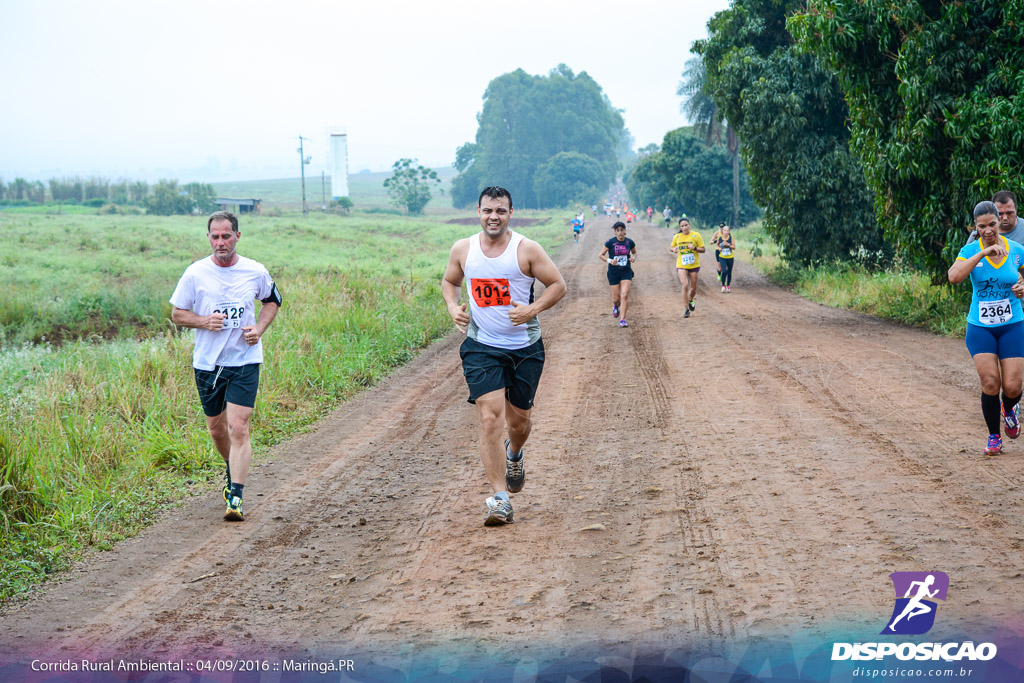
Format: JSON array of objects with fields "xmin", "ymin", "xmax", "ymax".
[{"xmin": 957, "ymin": 236, "xmax": 1024, "ymax": 327}]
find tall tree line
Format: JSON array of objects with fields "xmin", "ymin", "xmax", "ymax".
[
  {"xmin": 0, "ymin": 176, "xmax": 216, "ymax": 216},
  {"xmin": 791, "ymin": 0, "xmax": 1024, "ymax": 282},
  {"xmin": 695, "ymin": 0, "xmax": 1024, "ymax": 282},
  {"xmin": 693, "ymin": 0, "xmax": 886, "ymax": 266}
]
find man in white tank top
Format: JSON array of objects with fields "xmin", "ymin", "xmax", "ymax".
[{"xmin": 441, "ymin": 187, "xmax": 567, "ymax": 526}]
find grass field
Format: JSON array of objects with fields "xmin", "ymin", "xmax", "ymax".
[
  {"xmin": 0, "ymin": 208, "xmax": 563, "ymax": 601},
  {"xmin": 212, "ymin": 166, "xmax": 458, "ymax": 211},
  {"xmin": 735, "ymin": 222, "xmax": 970, "ymax": 338}
]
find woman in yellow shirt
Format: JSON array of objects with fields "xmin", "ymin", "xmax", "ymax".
[{"xmin": 669, "ymin": 217, "xmax": 704, "ymax": 318}]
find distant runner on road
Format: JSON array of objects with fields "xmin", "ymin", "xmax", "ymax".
[
  {"xmin": 718, "ymin": 225, "xmax": 736, "ymax": 293},
  {"xmin": 600, "ymin": 221, "xmax": 637, "ymax": 328},
  {"xmin": 663, "ymin": 206, "xmax": 672, "ymax": 228},
  {"xmin": 169, "ymin": 211, "xmax": 281, "ymax": 522},
  {"xmin": 442, "ymin": 186, "xmax": 567, "ymax": 526},
  {"xmin": 646, "ymin": 206, "xmax": 653, "ymax": 224},
  {"xmin": 670, "ymin": 217, "xmax": 704, "ymax": 318},
  {"xmin": 572, "ymin": 215, "xmax": 582, "ymax": 243},
  {"xmin": 948, "ymin": 200, "xmax": 1024, "ymax": 456},
  {"xmin": 711, "ymin": 223, "xmax": 724, "ymax": 282}
]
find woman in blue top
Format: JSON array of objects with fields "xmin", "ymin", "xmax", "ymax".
[{"xmin": 949, "ymin": 200, "xmax": 1024, "ymax": 455}]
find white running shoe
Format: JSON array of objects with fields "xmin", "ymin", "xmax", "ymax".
[{"xmin": 484, "ymin": 496, "xmax": 514, "ymax": 525}]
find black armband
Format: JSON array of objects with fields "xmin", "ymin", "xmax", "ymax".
[{"xmin": 261, "ymin": 282, "xmax": 282, "ymax": 306}]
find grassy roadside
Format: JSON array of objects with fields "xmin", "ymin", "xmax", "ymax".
[
  {"xmin": 0, "ymin": 209, "xmax": 564, "ymax": 601},
  {"xmin": 733, "ymin": 222, "xmax": 969, "ymax": 338}
]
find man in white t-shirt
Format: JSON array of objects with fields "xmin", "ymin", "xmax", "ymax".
[
  {"xmin": 441, "ymin": 186, "xmax": 567, "ymax": 526},
  {"xmin": 170, "ymin": 211, "xmax": 281, "ymax": 522}
]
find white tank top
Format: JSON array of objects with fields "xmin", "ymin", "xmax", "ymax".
[{"xmin": 465, "ymin": 230, "xmax": 539, "ymax": 349}]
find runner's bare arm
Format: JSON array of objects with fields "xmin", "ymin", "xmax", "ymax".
[
  {"xmin": 509, "ymin": 240, "xmax": 567, "ymax": 326},
  {"xmin": 442, "ymin": 239, "xmax": 471, "ymax": 333},
  {"xmin": 949, "ymin": 247, "xmax": 1000, "ymax": 284},
  {"xmin": 242, "ymin": 302, "xmax": 278, "ymax": 346},
  {"xmin": 599, "ymin": 245, "xmax": 612, "ymax": 263},
  {"xmin": 171, "ymin": 307, "xmax": 226, "ymax": 331}
]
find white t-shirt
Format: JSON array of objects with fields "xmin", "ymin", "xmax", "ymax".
[{"xmin": 169, "ymin": 255, "xmax": 275, "ymax": 370}]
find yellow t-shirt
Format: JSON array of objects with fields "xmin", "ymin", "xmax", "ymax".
[{"xmin": 672, "ymin": 231, "xmax": 704, "ymax": 269}]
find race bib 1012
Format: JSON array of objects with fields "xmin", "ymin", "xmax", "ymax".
[{"xmin": 470, "ymin": 278, "xmax": 511, "ymax": 307}]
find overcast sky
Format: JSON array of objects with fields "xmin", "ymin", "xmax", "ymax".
[{"xmin": 0, "ymin": 0, "xmax": 730, "ymax": 183}]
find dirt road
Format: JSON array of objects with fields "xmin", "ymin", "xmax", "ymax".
[{"xmin": 2, "ymin": 216, "xmax": 1023, "ymax": 674}]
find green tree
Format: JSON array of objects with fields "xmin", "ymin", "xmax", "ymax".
[
  {"xmin": 533, "ymin": 152, "xmax": 606, "ymax": 208},
  {"xmin": 655, "ymin": 128, "xmax": 758, "ymax": 226},
  {"xmin": 383, "ymin": 158, "xmax": 440, "ymax": 215},
  {"xmin": 791, "ymin": 0, "xmax": 1021, "ymax": 281},
  {"xmin": 624, "ymin": 153, "xmax": 674, "ymax": 212},
  {"xmin": 695, "ymin": 0, "xmax": 885, "ymax": 265},
  {"xmin": 145, "ymin": 179, "xmax": 213, "ymax": 215},
  {"xmin": 182, "ymin": 182, "xmax": 217, "ymax": 214},
  {"xmin": 130, "ymin": 181, "xmax": 149, "ymax": 204},
  {"xmin": 329, "ymin": 196, "xmax": 354, "ymax": 214},
  {"xmin": 452, "ymin": 65, "xmax": 625, "ymax": 208},
  {"xmin": 110, "ymin": 181, "xmax": 129, "ymax": 204},
  {"xmin": 27, "ymin": 181, "xmax": 45, "ymax": 203},
  {"xmin": 9, "ymin": 178, "xmax": 30, "ymax": 201},
  {"xmin": 678, "ymin": 54, "xmax": 743, "ymax": 228},
  {"xmin": 84, "ymin": 177, "xmax": 110, "ymax": 201}
]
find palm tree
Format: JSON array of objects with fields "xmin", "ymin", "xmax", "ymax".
[{"xmin": 678, "ymin": 56, "xmax": 740, "ymax": 229}]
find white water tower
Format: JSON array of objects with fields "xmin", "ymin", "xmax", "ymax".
[{"xmin": 329, "ymin": 126, "xmax": 349, "ymax": 199}]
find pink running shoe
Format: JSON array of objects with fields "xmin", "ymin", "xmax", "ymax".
[
  {"xmin": 1003, "ymin": 403, "xmax": 1021, "ymax": 439},
  {"xmin": 985, "ymin": 434, "xmax": 1003, "ymax": 456},
  {"xmin": 619, "ymin": 319, "xmax": 628, "ymax": 327}
]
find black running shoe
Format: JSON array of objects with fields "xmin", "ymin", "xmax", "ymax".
[{"xmin": 504, "ymin": 439, "xmax": 525, "ymax": 493}]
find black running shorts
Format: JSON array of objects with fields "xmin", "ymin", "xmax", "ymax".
[
  {"xmin": 460, "ymin": 337, "xmax": 545, "ymax": 410},
  {"xmin": 194, "ymin": 364, "xmax": 261, "ymax": 417},
  {"xmin": 607, "ymin": 267, "xmax": 634, "ymax": 286}
]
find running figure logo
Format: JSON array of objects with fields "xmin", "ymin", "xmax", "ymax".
[{"xmin": 881, "ymin": 571, "xmax": 949, "ymax": 635}]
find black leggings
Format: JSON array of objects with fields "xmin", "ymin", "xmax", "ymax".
[{"xmin": 720, "ymin": 258, "xmax": 734, "ymax": 286}]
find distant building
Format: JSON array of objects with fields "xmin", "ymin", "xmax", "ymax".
[
  {"xmin": 329, "ymin": 126, "xmax": 349, "ymax": 199},
  {"xmin": 215, "ymin": 198, "xmax": 262, "ymax": 214}
]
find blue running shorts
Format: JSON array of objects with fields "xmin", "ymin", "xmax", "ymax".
[{"xmin": 965, "ymin": 321, "xmax": 1024, "ymax": 358}]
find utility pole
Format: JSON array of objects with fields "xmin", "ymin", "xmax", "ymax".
[
  {"xmin": 321, "ymin": 171, "xmax": 327, "ymax": 212},
  {"xmin": 297, "ymin": 135, "xmax": 311, "ymax": 214}
]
